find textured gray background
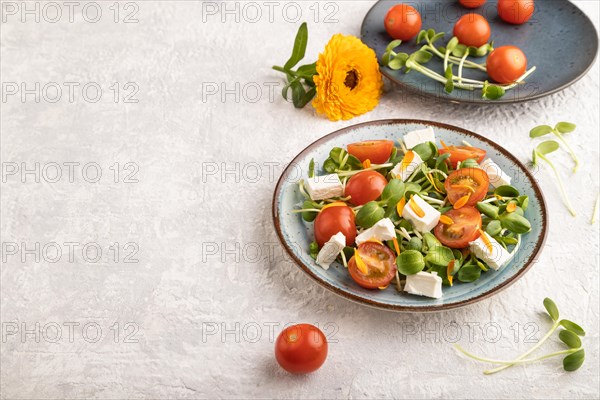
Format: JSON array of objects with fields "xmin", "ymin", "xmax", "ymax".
[{"xmin": 1, "ymin": 1, "xmax": 599, "ymax": 399}]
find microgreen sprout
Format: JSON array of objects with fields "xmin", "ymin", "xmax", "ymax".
[
  {"xmin": 454, "ymin": 298, "xmax": 586, "ymax": 374},
  {"xmin": 381, "ymin": 29, "xmax": 536, "ymax": 100},
  {"xmin": 530, "ymin": 122, "xmax": 580, "ymax": 172},
  {"xmin": 531, "ymin": 141, "xmax": 577, "ymax": 216}
]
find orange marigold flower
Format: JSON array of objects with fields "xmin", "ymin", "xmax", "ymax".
[{"xmin": 312, "ymin": 34, "xmax": 383, "ymax": 121}]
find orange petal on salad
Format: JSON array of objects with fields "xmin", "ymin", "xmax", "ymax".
[
  {"xmin": 362, "ymin": 159, "xmax": 371, "ymax": 169},
  {"xmin": 396, "ymin": 197, "xmax": 406, "ymax": 216},
  {"xmin": 321, "ymin": 202, "xmax": 346, "ymax": 211},
  {"xmin": 365, "ymin": 237, "xmax": 384, "ymax": 246},
  {"xmin": 409, "ymin": 196, "xmax": 425, "ymax": 218},
  {"xmin": 447, "ymin": 260, "xmax": 455, "ymax": 286},
  {"xmin": 439, "ymin": 215, "xmax": 454, "ymax": 225},
  {"xmin": 378, "ymin": 285, "xmax": 389, "ymax": 290},
  {"xmin": 453, "ymin": 194, "xmax": 471, "ymax": 209},
  {"xmin": 354, "ymin": 249, "xmax": 369, "ymax": 275},
  {"xmin": 440, "ymin": 140, "xmax": 449, "ymax": 150},
  {"xmin": 479, "ymin": 229, "xmax": 494, "ymax": 253},
  {"xmin": 392, "ymin": 237, "xmax": 400, "ymax": 256},
  {"xmin": 427, "ymin": 173, "xmax": 443, "ymax": 193},
  {"xmin": 451, "ymin": 184, "xmax": 475, "ymax": 193},
  {"xmin": 506, "ymin": 202, "xmax": 517, "ymax": 213},
  {"xmin": 401, "ymin": 150, "xmax": 415, "ymax": 172}
]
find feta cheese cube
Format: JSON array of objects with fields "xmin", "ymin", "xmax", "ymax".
[
  {"xmin": 355, "ymin": 218, "xmax": 396, "ymax": 246},
  {"xmin": 403, "ymin": 127, "xmax": 436, "ymax": 149},
  {"xmin": 390, "ymin": 152, "xmax": 424, "ymax": 181},
  {"xmin": 316, "ymin": 232, "xmax": 346, "ymax": 270},
  {"xmin": 404, "ymin": 271, "xmax": 443, "ymax": 299},
  {"xmin": 305, "ymin": 174, "xmax": 343, "ymax": 201},
  {"xmin": 469, "ymin": 235, "xmax": 513, "ymax": 271},
  {"xmin": 479, "ymin": 158, "xmax": 512, "ymax": 188},
  {"xmin": 401, "ymin": 195, "xmax": 441, "ymax": 233}
]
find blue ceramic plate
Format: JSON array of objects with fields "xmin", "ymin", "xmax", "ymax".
[
  {"xmin": 273, "ymin": 120, "xmax": 548, "ymax": 312},
  {"xmin": 361, "ymin": 0, "xmax": 598, "ymax": 104}
]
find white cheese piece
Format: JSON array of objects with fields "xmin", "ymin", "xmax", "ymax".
[
  {"xmin": 316, "ymin": 232, "xmax": 346, "ymax": 270},
  {"xmin": 469, "ymin": 235, "xmax": 512, "ymax": 271},
  {"xmin": 404, "ymin": 271, "xmax": 443, "ymax": 299},
  {"xmin": 479, "ymin": 158, "xmax": 512, "ymax": 188},
  {"xmin": 403, "ymin": 127, "xmax": 436, "ymax": 149},
  {"xmin": 401, "ymin": 195, "xmax": 441, "ymax": 233},
  {"xmin": 355, "ymin": 218, "xmax": 396, "ymax": 246},
  {"xmin": 390, "ymin": 152, "xmax": 424, "ymax": 181},
  {"xmin": 305, "ymin": 174, "xmax": 343, "ymax": 201}
]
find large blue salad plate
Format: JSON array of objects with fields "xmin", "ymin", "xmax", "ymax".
[
  {"xmin": 273, "ymin": 120, "xmax": 548, "ymax": 312},
  {"xmin": 361, "ymin": 0, "xmax": 598, "ymax": 104}
]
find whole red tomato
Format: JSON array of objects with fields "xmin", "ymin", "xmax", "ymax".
[
  {"xmin": 314, "ymin": 205, "xmax": 357, "ymax": 247},
  {"xmin": 345, "ymin": 170, "xmax": 387, "ymax": 206},
  {"xmin": 384, "ymin": 4, "xmax": 422, "ymax": 41},
  {"xmin": 275, "ymin": 324, "xmax": 328, "ymax": 374},
  {"xmin": 453, "ymin": 13, "xmax": 491, "ymax": 47},
  {"xmin": 498, "ymin": 0, "xmax": 534, "ymax": 25},
  {"xmin": 486, "ymin": 46, "xmax": 527, "ymax": 83}
]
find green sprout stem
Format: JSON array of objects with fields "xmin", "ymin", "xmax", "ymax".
[
  {"xmin": 483, "ymin": 320, "xmax": 561, "ymax": 374},
  {"xmin": 553, "ymin": 130, "xmax": 580, "ymax": 173},
  {"xmin": 454, "ymin": 344, "xmax": 579, "ymax": 367},
  {"xmin": 424, "ymin": 38, "xmax": 486, "ymax": 71},
  {"xmin": 335, "ymin": 163, "xmax": 393, "ymax": 178},
  {"xmin": 458, "ymin": 52, "xmax": 469, "ymax": 84},
  {"xmin": 537, "ymin": 152, "xmax": 577, "ymax": 217},
  {"xmin": 406, "ymin": 59, "xmax": 536, "ymax": 91}
]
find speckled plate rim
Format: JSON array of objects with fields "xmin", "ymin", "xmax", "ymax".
[
  {"xmin": 272, "ymin": 119, "xmax": 548, "ymax": 312},
  {"xmin": 360, "ymin": 0, "xmax": 599, "ymax": 105}
]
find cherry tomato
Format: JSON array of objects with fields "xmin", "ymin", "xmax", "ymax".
[
  {"xmin": 434, "ymin": 207, "xmax": 482, "ymax": 249},
  {"xmin": 314, "ymin": 205, "xmax": 357, "ymax": 247},
  {"xmin": 347, "ymin": 140, "xmax": 394, "ymax": 164},
  {"xmin": 384, "ymin": 4, "xmax": 422, "ymax": 41},
  {"xmin": 275, "ymin": 324, "xmax": 328, "ymax": 374},
  {"xmin": 459, "ymin": 0, "xmax": 486, "ymax": 8},
  {"xmin": 453, "ymin": 13, "xmax": 491, "ymax": 47},
  {"xmin": 439, "ymin": 145, "xmax": 486, "ymax": 169},
  {"xmin": 486, "ymin": 46, "xmax": 527, "ymax": 84},
  {"xmin": 497, "ymin": 0, "xmax": 534, "ymax": 25},
  {"xmin": 345, "ymin": 170, "xmax": 388, "ymax": 206},
  {"xmin": 348, "ymin": 242, "xmax": 397, "ymax": 289},
  {"xmin": 445, "ymin": 168, "xmax": 490, "ymax": 208}
]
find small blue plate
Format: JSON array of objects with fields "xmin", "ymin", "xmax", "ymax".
[
  {"xmin": 273, "ymin": 120, "xmax": 548, "ymax": 312},
  {"xmin": 361, "ymin": 0, "xmax": 598, "ymax": 104}
]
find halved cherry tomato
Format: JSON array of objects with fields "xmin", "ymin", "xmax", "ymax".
[
  {"xmin": 314, "ymin": 205, "xmax": 356, "ymax": 247},
  {"xmin": 434, "ymin": 207, "xmax": 482, "ymax": 249},
  {"xmin": 347, "ymin": 140, "xmax": 394, "ymax": 164},
  {"xmin": 486, "ymin": 46, "xmax": 527, "ymax": 84},
  {"xmin": 348, "ymin": 242, "xmax": 397, "ymax": 289},
  {"xmin": 384, "ymin": 4, "xmax": 422, "ymax": 41},
  {"xmin": 439, "ymin": 145, "xmax": 486, "ymax": 169},
  {"xmin": 345, "ymin": 170, "xmax": 387, "ymax": 206},
  {"xmin": 459, "ymin": 0, "xmax": 486, "ymax": 8},
  {"xmin": 275, "ymin": 324, "xmax": 328, "ymax": 374},
  {"xmin": 498, "ymin": 0, "xmax": 534, "ymax": 25},
  {"xmin": 445, "ymin": 168, "xmax": 490, "ymax": 207},
  {"xmin": 453, "ymin": 13, "xmax": 491, "ymax": 47}
]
